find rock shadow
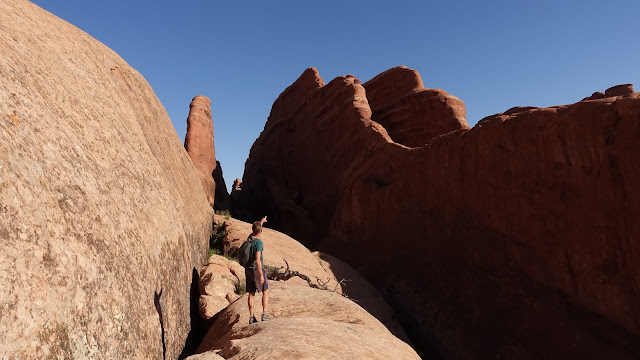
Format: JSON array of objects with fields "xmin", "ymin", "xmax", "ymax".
[
  {"xmin": 178, "ymin": 267, "xmax": 211, "ymax": 360},
  {"xmin": 154, "ymin": 288, "xmax": 166, "ymax": 360}
]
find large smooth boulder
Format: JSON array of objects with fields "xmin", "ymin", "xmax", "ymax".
[
  {"xmin": 196, "ymin": 282, "xmax": 420, "ymax": 360},
  {"xmin": 0, "ymin": 1, "xmax": 212, "ymax": 358},
  {"xmin": 198, "ymin": 255, "xmax": 245, "ymax": 320},
  {"xmin": 236, "ymin": 66, "xmax": 640, "ymax": 358}
]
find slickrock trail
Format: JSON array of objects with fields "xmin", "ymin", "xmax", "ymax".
[
  {"xmin": 0, "ymin": 0, "xmax": 212, "ymax": 358},
  {"xmin": 196, "ymin": 282, "xmax": 420, "ymax": 360},
  {"xmin": 235, "ymin": 66, "xmax": 640, "ymax": 358},
  {"xmin": 193, "ymin": 216, "xmax": 419, "ymax": 359}
]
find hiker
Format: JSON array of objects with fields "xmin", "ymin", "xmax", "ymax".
[{"xmin": 247, "ymin": 216, "xmax": 269, "ymax": 324}]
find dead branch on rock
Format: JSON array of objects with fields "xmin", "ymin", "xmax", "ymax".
[{"xmin": 264, "ymin": 259, "xmax": 350, "ymax": 298}]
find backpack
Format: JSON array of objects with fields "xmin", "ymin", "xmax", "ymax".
[{"xmin": 238, "ymin": 235, "xmax": 256, "ymax": 269}]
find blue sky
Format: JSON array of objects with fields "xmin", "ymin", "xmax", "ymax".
[{"xmin": 31, "ymin": 0, "xmax": 640, "ymax": 191}]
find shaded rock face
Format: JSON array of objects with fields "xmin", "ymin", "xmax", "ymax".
[
  {"xmin": 0, "ymin": 1, "xmax": 212, "ymax": 359},
  {"xmin": 211, "ymin": 161, "xmax": 230, "ymax": 211},
  {"xmin": 196, "ymin": 282, "xmax": 421, "ymax": 360},
  {"xmin": 237, "ymin": 67, "xmax": 468, "ymax": 247},
  {"xmin": 237, "ymin": 67, "xmax": 640, "ymax": 358},
  {"xmin": 185, "ymin": 95, "xmax": 217, "ymax": 207},
  {"xmin": 237, "ymin": 69, "xmax": 393, "ymax": 246},
  {"xmin": 229, "ymin": 178, "xmax": 253, "ymax": 221},
  {"xmin": 313, "ymin": 251, "xmax": 409, "ymax": 342}
]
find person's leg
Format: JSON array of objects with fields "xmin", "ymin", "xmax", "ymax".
[
  {"xmin": 246, "ymin": 268, "xmax": 258, "ymax": 324},
  {"xmin": 261, "ymin": 274, "xmax": 270, "ymax": 321},
  {"xmin": 248, "ymin": 292, "xmax": 255, "ymax": 315},
  {"xmin": 262, "ymin": 289, "xmax": 269, "ymax": 313}
]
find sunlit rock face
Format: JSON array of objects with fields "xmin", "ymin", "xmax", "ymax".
[{"xmin": 0, "ymin": 0, "xmax": 213, "ymax": 358}]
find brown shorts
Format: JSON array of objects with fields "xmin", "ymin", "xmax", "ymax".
[{"xmin": 245, "ymin": 267, "xmax": 269, "ymax": 293}]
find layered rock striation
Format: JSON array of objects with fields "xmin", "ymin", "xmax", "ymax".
[
  {"xmin": 237, "ymin": 66, "xmax": 640, "ymax": 358},
  {"xmin": 0, "ymin": 1, "xmax": 212, "ymax": 358}
]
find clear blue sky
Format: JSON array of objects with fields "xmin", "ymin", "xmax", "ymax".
[{"xmin": 31, "ymin": 0, "xmax": 640, "ymax": 191}]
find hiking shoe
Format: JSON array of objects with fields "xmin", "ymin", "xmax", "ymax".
[
  {"xmin": 249, "ymin": 315, "xmax": 258, "ymax": 324},
  {"xmin": 261, "ymin": 312, "xmax": 270, "ymax": 321}
]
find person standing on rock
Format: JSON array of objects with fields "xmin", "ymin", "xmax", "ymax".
[{"xmin": 247, "ymin": 216, "xmax": 270, "ymax": 324}]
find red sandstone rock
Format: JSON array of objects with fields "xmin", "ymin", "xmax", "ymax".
[
  {"xmin": 502, "ymin": 106, "xmax": 538, "ymax": 115},
  {"xmin": 232, "ymin": 178, "xmax": 242, "ymax": 192},
  {"xmin": 185, "ymin": 95, "xmax": 217, "ymax": 207},
  {"xmin": 264, "ymin": 67, "xmax": 325, "ymax": 132},
  {"xmin": 239, "ymin": 72, "xmax": 387, "ymax": 245},
  {"xmin": 363, "ymin": 66, "xmax": 469, "ymax": 147},
  {"xmin": 605, "ymin": 84, "xmax": 634, "ymax": 97},
  {"xmin": 584, "ymin": 91, "xmax": 606, "ymax": 101},
  {"xmin": 237, "ymin": 68, "xmax": 640, "ymax": 358}
]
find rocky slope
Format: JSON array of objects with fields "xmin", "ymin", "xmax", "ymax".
[
  {"xmin": 196, "ymin": 282, "xmax": 419, "ymax": 360},
  {"xmin": 212, "ymin": 215, "xmax": 409, "ymax": 342},
  {"xmin": 236, "ymin": 67, "xmax": 640, "ymax": 358},
  {"xmin": 0, "ymin": 1, "xmax": 212, "ymax": 358},
  {"xmin": 195, "ymin": 216, "xmax": 417, "ymax": 359}
]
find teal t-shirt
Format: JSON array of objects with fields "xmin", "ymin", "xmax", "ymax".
[{"xmin": 250, "ymin": 237, "xmax": 264, "ymax": 267}]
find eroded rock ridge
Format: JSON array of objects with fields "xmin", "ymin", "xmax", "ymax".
[{"xmin": 236, "ymin": 66, "xmax": 640, "ymax": 359}]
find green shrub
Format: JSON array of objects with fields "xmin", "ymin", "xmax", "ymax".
[
  {"xmin": 215, "ymin": 209, "xmax": 231, "ymax": 220},
  {"xmin": 224, "ymin": 254, "xmax": 238, "ymax": 263},
  {"xmin": 208, "ymin": 248, "xmax": 222, "ymax": 258},
  {"xmin": 209, "ymin": 221, "xmax": 227, "ymax": 252},
  {"xmin": 234, "ymin": 279, "xmax": 246, "ymax": 295}
]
